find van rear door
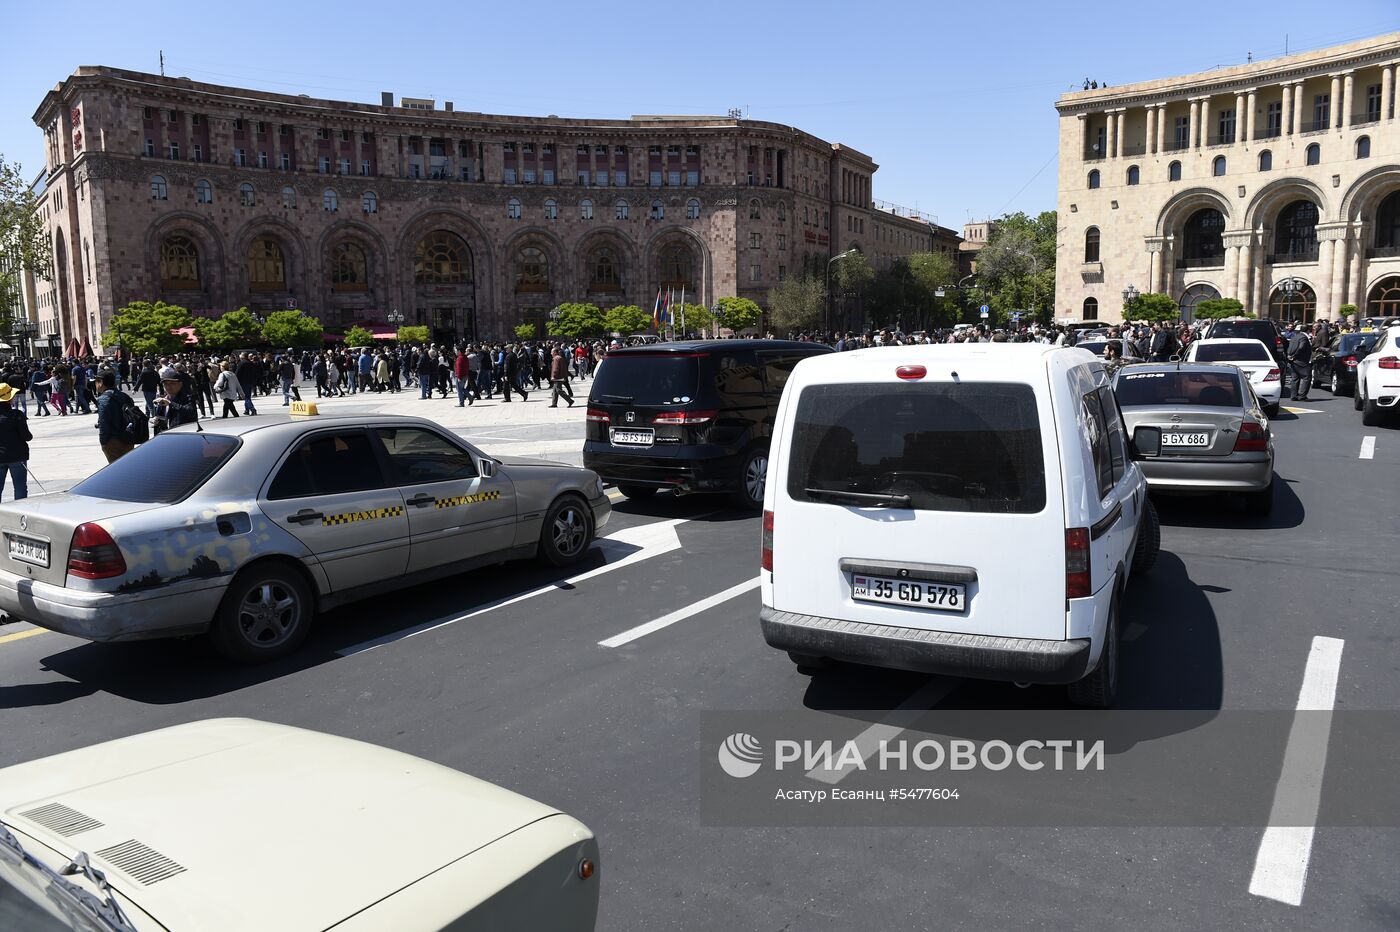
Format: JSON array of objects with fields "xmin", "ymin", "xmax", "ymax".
[{"xmin": 769, "ymin": 376, "xmax": 1067, "ymax": 641}]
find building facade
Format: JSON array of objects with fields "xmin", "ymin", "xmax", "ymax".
[
  {"xmin": 31, "ymin": 67, "xmax": 944, "ymax": 351},
  {"xmin": 1055, "ymin": 32, "xmax": 1400, "ymax": 324}
]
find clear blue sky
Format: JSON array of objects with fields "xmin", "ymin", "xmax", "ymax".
[{"xmin": 4, "ymin": 1, "xmax": 1397, "ymax": 229}]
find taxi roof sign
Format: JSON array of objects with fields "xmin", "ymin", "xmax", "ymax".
[{"xmin": 289, "ymin": 401, "xmax": 320, "ymax": 417}]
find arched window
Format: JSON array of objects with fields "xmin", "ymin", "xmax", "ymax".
[
  {"xmin": 362, "ymin": 192, "xmax": 378, "ymax": 214},
  {"xmin": 580, "ymin": 199, "xmax": 594, "ymax": 220},
  {"xmin": 658, "ymin": 242, "xmax": 694, "ymax": 291},
  {"xmin": 159, "ymin": 235, "xmax": 201, "ymax": 290},
  {"xmin": 195, "ymin": 179, "xmax": 213, "ymax": 204},
  {"xmin": 329, "ymin": 242, "xmax": 368, "ymax": 291},
  {"xmin": 515, "ymin": 247, "xmax": 550, "ymax": 293},
  {"xmin": 1268, "ymin": 281, "xmax": 1316, "ymax": 322},
  {"xmin": 322, "ymin": 189, "xmax": 338, "ymax": 212},
  {"xmin": 1084, "ymin": 227, "xmax": 1101, "ymax": 263},
  {"xmin": 1087, "ymin": 170, "xmax": 1100, "ymax": 190},
  {"xmin": 248, "ymin": 237, "xmax": 287, "ymax": 292},
  {"xmin": 1356, "ymin": 135, "xmax": 1371, "ymax": 159},
  {"xmin": 1375, "ymin": 190, "xmax": 1400, "ymax": 251},
  {"xmin": 150, "ymin": 175, "xmax": 168, "ymax": 200},
  {"xmin": 1082, "ymin": 297, "xmax": 1098, "ymax": 320},
  {"xmin": 1182, "ymin": 208, "xmax": 1226, "ymax": 267},
  {"xmin": 543, "ymin": 198, "xmax": 558, "ymax": 220},
  {"xmin": 414, "ymin": 231, "xmax": 472, "ymax": 284},
  {"xmin": 1273, "ymin": 200, "xmax": 1319, "ymax": 262},
  {"xmin": 651, "ymin": 199, "xmax": 664, "ymax": 220},
  {"xmin": 506, "ymin": 197, "xmax": 521, "ymax": 220},
  {"xmin": 615, "ymin": 199, "xmax": 629, "ymax": 220},
  {"xmin": 1169, "ymin": 161, "xmax": 1182, "ymax": 182},
  {"xmin": 777, "ymin": 202, "xmax": 786, "ymax": 221},
  {"xmin": 749, "ymin": 199, "xmax": 761, "ymax": 220},
  {"xmin": 588, "ymin": 247, "xmax": 621, "ymax": 292},
  {"xmin": 1126, "ymin": 165, "xmax": 1140, "ymax": 186},
  {"xmin": 281, "ymin": 186, "xmax": 296, "ymax": 209},
  {"xmin": 1258, "ymin": 150, "xmax": 1272, "ymax": 172},
  {"xmin": 1179, "ymin": 283, "xmax": 1221, "ymax": 322},
  {"xmin": 1212, "ymin": 156, "xmax": 1227, "ymax": 177},
  {"xmin": 686, "ymin": 198, "xmax": 700, "ymax": 220},
  {"xmin": 1366, "ymin": 276, "xmax": 1400, "ymax": 317},
  {"xmin": 239, "ymin": 183, "xmax": 255, "ymax": 207},
  {"xmin": 1306, "ymin": 143, "xmax": 1321, "ymax": 166}
]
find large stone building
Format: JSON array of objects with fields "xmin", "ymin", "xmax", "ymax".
[
  {"xmin": 1055, "ymin": 32, "xmax": 1400, "ymax": 324},
  {"xmin": 28, "ymin": 67, "xmax": 949, "ymax": 351}
]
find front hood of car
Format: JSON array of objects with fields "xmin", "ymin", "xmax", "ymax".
[{"xmin": 0, "ymin": 719, "xmax": 559, "ymax": 932}]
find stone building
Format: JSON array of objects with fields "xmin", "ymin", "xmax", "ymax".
[
  {"xmin": 1055, "ymin": 31, "xmax": 1400, "ymax": 324},
  {"xmin": 29, "ymin": 67, "xmax": 948, "ymax": 351}
]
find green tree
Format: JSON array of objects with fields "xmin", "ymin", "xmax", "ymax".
[
  {"xmin": 0, "ymin": 156, "xmax": 52, "ymax": 332},
  {"xmin": 102, "ymin": 301, "xmax": 193, "ymax": 355},
  {"xmin": 343, "ymin": 324, "xmax": 376, "ymax": 347},
  {"xmin": 397, "ymin": 324, "xmax": 430, "ymax": 344},
  {"xmin": 263, "ymin": 310, "xmax": 324, "ymax": 348},
  {"xmin": 603, "ymin": 304, "xmax": 651, "ymax": 335},
  {"xmin": 1193, "ymin": 298, "xmax": 1246, "ymax": 320},
  {"xmin": 546, "ymin": 302, "xmax": 606, "ymax": 338},
  {"xmin": 513, "ymin": 322, "xmax": 538, "ymax": 340},
  {"xmin": 674, "ymin": 302, "xmax": 713, "ymax": 336},
  {"xmin": 1125, "ymin": 291, "xmax": 1180, "ymax": 322},
  {"xmin": 974, "ymin": 210, "xmax": 1057, "ymax": 322},
  {"xmin": 1338, "ymin": 303, "xmax": 1358, "ymax": 322},
  {"xmin": 765, "ymin": 278, "xmax": 824, "ymax": 331},
  {"xmin": 716, "ymin": 296, "xmax": 763, "ymax": 332},
  {"xmin": 195, "ymin": 307, "xmax": 265, "ymax": 349}
]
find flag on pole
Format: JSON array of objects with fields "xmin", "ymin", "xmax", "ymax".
[
  {"xmin": 678, "ymin": 287, "xmax": 685, "ymax": 335},
  {"xmin": 652, "ymin": 287, "xmax": 663, "ymax": 329},
  {"xmin": 662, "ymin": 289, "xmax": 672, "ymax": 328}
]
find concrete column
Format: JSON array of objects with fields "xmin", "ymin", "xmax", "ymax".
[
  {"xmin": 1246, "ymin": 90, "xmax": 1257, "ymax": 143},
  {"xmin": 1282, "ymin": 84, "xmax": 1293, "ymax": 136},
  {"xmin": 1145, "ymin": 108, "xmax": 1155, "ymax": 154},
  {"xmin": 1235, "ymin": 94, "xmax": 1246, "ymax": 143},
  {"xmin": 1201, "ymin": 97, "xmax": 1213, "ymax": 147},
  {"xmin": 1157, "ymin": 105, "xmax": 1167, "ymax": 152},
  {"xmin": 1162, "ymin": 237, "xmax": 1175, "ymax": 293},
  {"xmin": 1316, "ymin": 238, "xmax": 1336, "ymax": 320},
  {"xmin": 1347, "ymin": 228, "xmax": 1365, "ymax": 307},
  {"xmin": 1330, "ymin": 233, "xmax": 1348, "ymax": 317},
  {"xmin": 1384, "ymin": 65, "xmax": 1395, "ymax": 121},
  {"xmin": 1079, "ymin": 114, "xmax": 1089, "ymax": 157},
  {"xmin": 1116, "ymin": 111, "xmax": 1126, "ymax": 157},
  {"xmin": 1189, "ymin": 99, "xmax": 1200, "ymax": 150},
  {"xmin": 1329, "ymin": 75, "xmax": 1342, "ymax": 129},
  {"xmin": 1224, "ymin": 245, "xmax": 1241, "ymax": 299},
  {"xmin": 1342, "ymin": 72, "xmax": 1355, "ymax": 127},
  {"xmin": 1293, "ymin": 83, "xmax": 1305, "ymax": 134},
  {"xmin": 1149, "ymin": 249, "xmax": 1162, "ymax": 291},
  {"xmin": 1105, "ymin": 113, "xmax": 1116, "ymax": 159},
  {"xmin": 1238, "ymin": 236, "xmax": 1254, "ymax": 310}
]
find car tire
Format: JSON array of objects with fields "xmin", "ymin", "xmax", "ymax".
[
  {"xmin": 1131, "ymin": 499, "xmax": 1160, "ymax": 575},
  {"xmin": 730, "ymin": 448, "xmax": 769, "ymax": 511},
  {"xmin": 1264, "ymin": 403, "xmax": 1280, "ymax": 418},
  {"xmin": 1068, "ymin": 590, "xmax": 1119, "ymax": 709},
  {"xmin": 788, "ymin": 651, "xmax": 832, "ymax": 674},
  {"xmin": 1354, "ymin": 384, "xmax": 1365, "ymax": 411},
  {"xmin": 1244, "ymin": 477, "xmax": 1275, "ymax": 517},
  {"xmin": 1330, "ymin": 372, "xmax": 1345, "ymax": 396},
  {"xmin": 538, "ymin": 494, "xmax": 594, "ymax": 567},
  {"xmin": 1361, "ymin": 393, "xmax": 1384, "ymax": 427},
  {"xmin": 209, "ymin": 563, "xmax": 314, "ymax": 664},
  {"xmin": 617, "ymin": 484, "xmax": 657, "ymax": 500}
]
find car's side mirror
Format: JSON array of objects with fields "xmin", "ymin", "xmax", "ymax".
[
  {"xmin": 479, "ymin": 458, "xmax": 497, "ymax": 478},
  {"xmin": 1131, "ymin": 426, "xmax": 1161, "ymax": 459}
]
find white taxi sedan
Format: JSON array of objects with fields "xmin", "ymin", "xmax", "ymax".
[{"xmin": 1184, "ymin": 337, "xmax": 1283, "ymax": 415}]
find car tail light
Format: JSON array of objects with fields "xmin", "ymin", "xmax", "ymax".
[
  {"xmin": 1342, "ymin": 355, "xmax": 1358, "ymax": 368},
  {"xmin": 1379, "ymin": 356, "xmax": 1400, "ymax": 370},
  {"xmin": 652, "ymin": 409, "xmax": 716, "ymax": 425},
  {"xmin": 1233, "ymin": 421, "xmax": 1269, "ymax": 452},
  {"xmin": 761, "ymin": 510, "xmax": 774, "ymax": 572},
  {"xmin": 895, "ymin": 365, "xmax": 926, "ymax": 380},
  {"xmin": 67, "ymin": 523, "xmax": 127, "ymax": 580},
  {"xmin": 585, "ymin": 407, "xmax": 610, "ymax": 423},
  {"xmin": 1264, "ymin": 368, "xmax": 1280, "ymax": 381},
  {"xmin": 1065, "ymin": 527, "xmax": 1090, "ymax": 599}
]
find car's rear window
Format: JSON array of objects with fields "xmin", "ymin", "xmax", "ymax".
[
  {"xmin": 1114, "ymin": 370, "xmax": 1243, "ymax": 407},
  {"xmin": 72, "ymin": 433, "xmax": 240, "ymax": 504},
  {"xmin": 1339, "ymin": 334, "xmax": 1377, "ymax": 354},
  {"xmin": 1193, "ymin": 342, "xmax": 1271, "ymax": 362},
  {"xmin": 1208, "ymin": 322, "xmax": 1276, "ymax": 343},
  {"xmin": 787, "ymin": 383, "xmax": 1046, "ymax": 514},
  {"xmin": 591, "ymin": 354, "xmax": 700, "ymax": 406}
]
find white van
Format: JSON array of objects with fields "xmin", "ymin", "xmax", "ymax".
[{"xmin": 760, "ymin": 344, "xmax": 1159, "ymax": 707}]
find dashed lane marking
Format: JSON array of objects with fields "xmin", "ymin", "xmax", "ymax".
[
  {"xmin": 1359, "ymin": 436, "xmax": 1376, "ymax": 460},
  {"xmin": 597, "ymin": 576, "xmax": 761, "ymax": 648},
  {"xmin": 1281, "ymin": 405, "xmax": 1324, "ymax": 414},
  {"xmin": 806, "ymin": 678, "xmax": 959, "ymax": 785},
  {"xmin": 0, "ymin": 627, "xmax": 47, "ymax": 646}
]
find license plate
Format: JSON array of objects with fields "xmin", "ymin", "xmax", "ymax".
[
  {"xmin": 1162, "ymin": 432, "xmax": 1210, "ymax": 446},
  {"xmin": 7, "ymin": 534, "xmax": 50, "ymax": 568},
  {"xmin": 851, "ymin": 574, "xmax": 965, "ymax": 612},
  {"xmin": 610, "ymin": 428, "xmax": 655, "ymax": 447}
]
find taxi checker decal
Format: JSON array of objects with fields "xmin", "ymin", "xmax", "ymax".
[
  {"xmin": 435, "ymin": 490, "xmax": 502, "ymax": 509},
  {"xmin": 322, "ymin": 505, "xmax": 406, "ymax": 526}
]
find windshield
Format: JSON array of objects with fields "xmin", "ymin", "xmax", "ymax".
[
  {"xmin": 1208, "ymin": 322, "xmax": 1276, "ymax": 344},
  {"xmin": 0, "ymin": 824, "xmax": 139, "ymax": 931},
  {"xmin": 71, "ymin": 433, "xmax": 240, "ymax": 504},
  {"xmin": 787, "ymin": 383, "xmax": 1046, "ymax": 514},
  {"xmin": 1192, "ymin": 342, "xmax": 1271, "ymax": 362},
  {"xmin": 1114, "ymin": 370, "xmax": 1244, "ymax": 407},
  {"xmin": 590, "ymin": 354, "xmax": 700, "ymax": 406}
]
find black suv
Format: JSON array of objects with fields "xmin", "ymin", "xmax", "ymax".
[
  {"xmin": 1200, "ymin": 316, "xmax": 1287, "ymax": 365},
  {"xmin": 583, "ymin": 340, "xmax": 833, "ymax": 509}
]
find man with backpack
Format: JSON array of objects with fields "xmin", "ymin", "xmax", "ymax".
[{"xmin": 95, "ymin": 371, "xmax": 143, "ymax": 463}]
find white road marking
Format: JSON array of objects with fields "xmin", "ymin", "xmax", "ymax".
[
  {"xmin": 598, "ymin": 577, "xmax": 761, "ymax": 648},
  {"xmin": 806, "ymin": 679, "xmax": 959, "ymax": 785},
  {"xmin": 337, "ymin": 519, "xmax": 686, "ymax": 656},
  {"xmin": 1281, "ymin": 406, "xmax": 1323, "ymax": 414},
  {"xmin": 1248, "ymin": 635, "xmax": 1345, "ymax": 907},
  {"xmin": 1359, "ymin": 436, "xmax": 1376, "ymax": 460}
]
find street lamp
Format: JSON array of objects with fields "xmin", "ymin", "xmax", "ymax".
[
  {"xmin": 825, "ymin": 249, "xmax": 858, "ymax": 334},
  {"xmin": 1277, "ymin": 277, "xmax": 1303, "ymax": 322},
  {"xmin": 1121, "ymin": 283, "xmax": 1140, "ymax": 321},
  {"xmin": 386, "ymin": 308, "xmax": 405, "ymax": 326}
]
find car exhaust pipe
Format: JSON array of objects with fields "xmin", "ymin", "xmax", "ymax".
[{"xmin": 1013, "ymin": 681, "xmax": 1032, "ymax": 689}]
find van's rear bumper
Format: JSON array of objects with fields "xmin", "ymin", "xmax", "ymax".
[{"xmin": 760, "ymin": 607, "xmax": 1093, "ymax": 684}]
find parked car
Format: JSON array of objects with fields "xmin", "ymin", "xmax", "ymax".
[
  {"xmin": 1354, "ymin": 325, "xmax": 1400, "ymax": 426},
  {"xmin": 759, "ymin": 344, "xmax": 1158, "ymax": 708},
  {"xmin": 1112, "ymin": 363, "xmax": 1275, "ymax": 515},
  {"xmin": 1184, "ymin": 337, "xmax": 1283, "ymax": 415},
  {"xmin": 583, "ymin": 340, "xmax": 833, "ymax": 509},
  {"xmin": 0, "ymin": 719, "xmax": 601, "ymax": 931},
  {"xmin": 1313, "ymin": 331, "xmax": 1379, "ymax": 396}
]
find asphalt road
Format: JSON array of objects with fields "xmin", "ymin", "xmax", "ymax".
[{"xmin": 1, "ymin": 391, "xmax": 1398, "ymax": 930}]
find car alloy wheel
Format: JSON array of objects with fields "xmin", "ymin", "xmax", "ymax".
[
  {"xmin": 551, "ymin": 503, "xmax": 589, "ymax": 558},
  {"xmin": 1331, "ymin": 372, "xmax": 1340, "ymax": 395},
  {"xmin": 237, "ymin": 580, "xmax": 302, "ymax": 648}
]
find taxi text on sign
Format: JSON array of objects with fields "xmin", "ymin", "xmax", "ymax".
[{"xmin": 289, "ymin": 401, "xmax": 320, "ymax": 417}]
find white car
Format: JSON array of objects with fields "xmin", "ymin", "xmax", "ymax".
[
  {"xmin": 1184, "ymin": 338, "xmax": 1283, "ymax": 415},
  {"xmin": 1355, "ymin": 325, "xmax": 1400, "ymax": 426},
  {"xmin": 0, "ymin": 719, "xmax": 600, "ymax": 931},
  {"xmin": 759, "ymin": 344, "xmax": 1159, "ymax": 708}
]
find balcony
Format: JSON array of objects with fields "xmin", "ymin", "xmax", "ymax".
[
  {"xmin": 1367, "ymin": 245, "xmax": 1400, "ymax": 260},
  {"xmin": 1267, "ymin": 246, "xmax": 1320, "ymax": 264},
  {"xmin": 1254, "ymin": 127, "xmax": 1283, "ymax": 141},
  {"xmin": 1163, "ymin": 139, "xmax": 1191, "ymax": 152},
  {"xmin": 1084, "ymin": 151, "xmax": 1106, "ymax": 161},
  {"xmin": 1207, "ymin": 133, "xmax": 1237, "ymax": 147},
  {"xmin": 1176, "ymin": 256, "xmax": 1225, "ymax": 270},
  {"xmin": 1122, "ymin": 144, "xmax": 1146, "ymax": 156},
  {"xmin": 1300, "ymin": 119, "xmax": 1329, "ymax": 134},
  {"xmin": 1351, "ymin": 112, "xmax": 1382, "ymax": 127}
]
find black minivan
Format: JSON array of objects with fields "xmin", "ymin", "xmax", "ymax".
[{"xmin": 583, "ymin": 340, "xmax": 833, "ymax": 509}]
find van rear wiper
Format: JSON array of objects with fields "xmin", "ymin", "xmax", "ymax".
[
  {"xmin": 804, "ymin": 488, "xmax": 912, "ymax": 508},
  {"xmin": 598, "ymin": 393, "xmax": 634, "ymax": 403}
]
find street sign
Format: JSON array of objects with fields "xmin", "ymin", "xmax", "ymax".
[
  {"xmin": 935, "ymin": 289, "xmax": 945, "ymax": 297},
  {"xmin": 1011, "ymin": 312, "xmax": 1022, "ymax": 322},
  {"xmin": 980, "ymin": 305, "xmax": 990, "ymax": 319},
  {"xmin": 285, "ymin": 298, "xmax": 297, "ymax": 309}
]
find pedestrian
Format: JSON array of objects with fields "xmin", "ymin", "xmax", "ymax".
[
  {"xmin": 501, "ymin": 344, "xmax": 528, "ymax": 403},
  {"xmin": 151, "ymin": 366, "xmax": 199, "ymax": 434},
  {"xmin": 453, "ymin": 347, "xmax": 474, "ymax": 407},
  {"xmin": 136, "ymin": 360, "xmax": 160, "ymax": 415},
  {"xmin": 235, "ymin": 353, "xmax": 260, "ymax": 415},
  {"xmin": 548, "ymin": 348, "xmax": 574, "ymax": 408},
  {"xmin": 213, "ymin": 361, "xmax": 243, "ymax": 418},
  {"xmin": 278, "ymin": 351, "xmax": 297, "ymax": 406},
  {"xmin": 94, "ymin": 371, "xmax": 137, "ymax": 463},
  {"xmin": 313, "ymin": 354, "xmax": 329, "ymax": 397},
  {"xmin": 0, "ymin": 383, "xmax": 32, "ymax": 501},
  {"xmin": 1284, "ymin": 321, "xmax": 1314, "ymax": 402}
]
